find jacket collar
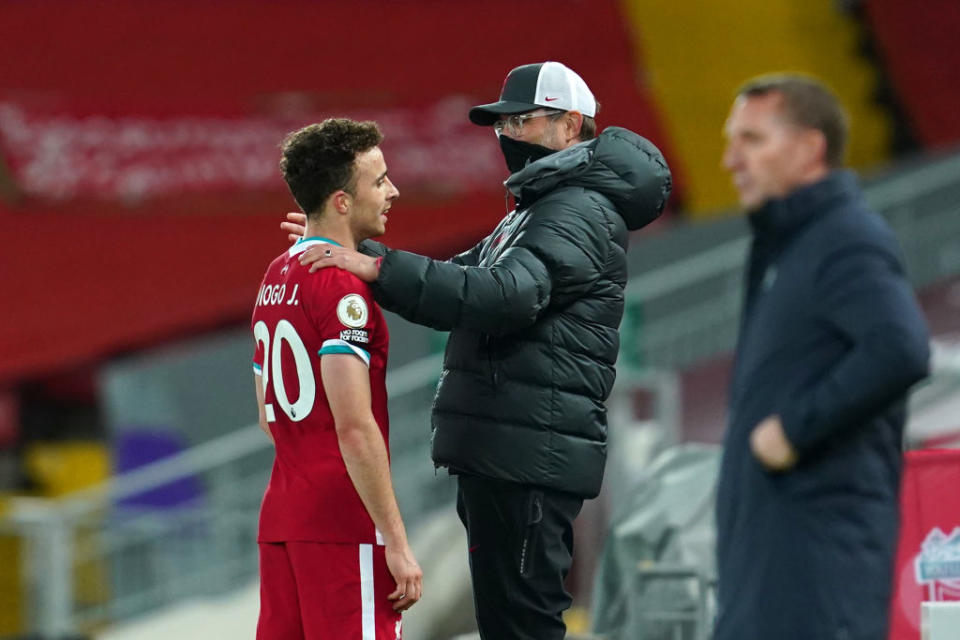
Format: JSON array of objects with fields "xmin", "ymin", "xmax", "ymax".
[
  {"xmin": 748, "ymin": 170, "xmax": 860, "ymax": 243},
  {"xmin": 501, "ymin": 127, "xmax": 670, "ymax": 232},
  {"xmin": 504, "ymin": 139, "xmax": 591, "ymax": 207}
]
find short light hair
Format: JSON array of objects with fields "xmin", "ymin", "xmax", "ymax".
[
  {"xmin": 550, "ymin": 100, "xmax": 600, "ymax": 142},
  {"xmin": 738, "ymin": 74, "xmax": 849, "ymax": 168},
  {"xmin": 579, "ymin": 115, "xmax": 598, "ymax": 142},
  {"xmin": 578, "ymin": 98, "xmax": 601, "ymax": 141}
]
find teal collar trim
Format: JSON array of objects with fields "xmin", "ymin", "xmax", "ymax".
[
  {"xmin": 297, "ymin": 236, "xmax": 342, "ymax": 246},
  {"xmin": 287, "ymin": 236, "xmax": 342, "ymax": 259}
]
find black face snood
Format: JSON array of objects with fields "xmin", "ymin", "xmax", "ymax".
[{"xmin": 498, "ymin": 135, "xmax": 557, "ymax": 174}]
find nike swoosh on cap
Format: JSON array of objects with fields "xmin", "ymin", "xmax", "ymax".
[{"xmin": 544, "ymin": 97, "xmax": 559, "ymax": 101}]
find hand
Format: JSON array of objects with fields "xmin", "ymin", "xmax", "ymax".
[
  {"xmin": 299, "ymin": 244, "xmax": 381, "ymax": 282},
  {"xmin": 385, "ymin": 543, "xmax": 423, "ymax": 612},
  {"xmin": 750, "ymin": 415, "xmax": 798, "ymax": 471},
  {"xmin": 281, "ymin": 211, "xmax": 307, "ymax": 244}
]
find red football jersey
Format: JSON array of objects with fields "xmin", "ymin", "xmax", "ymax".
[{"xmin": 251, "ymin": 237, "xmax": 389, "ymax": 544}]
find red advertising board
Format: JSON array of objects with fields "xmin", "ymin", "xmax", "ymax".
[
  {"xmin": 0, "ymin": 98, "xmax": 502, "ymax": 205},
  {"xmin": 889, "ymin": 449, "xmax": 960, "ymax": 639}
]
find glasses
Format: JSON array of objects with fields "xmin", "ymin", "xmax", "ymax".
[{"xmin": 493, "ymin": 109, "xmax": 563, "ymax": 136}]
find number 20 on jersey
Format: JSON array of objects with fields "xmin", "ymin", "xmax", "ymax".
[{"xmin": 254, "ymin": 320, "xmax": 315, "ymax": 423}]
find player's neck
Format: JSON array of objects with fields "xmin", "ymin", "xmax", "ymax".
[{"xmin": 302, "ymin": 223, "xmax": 358, "ymax": 250}]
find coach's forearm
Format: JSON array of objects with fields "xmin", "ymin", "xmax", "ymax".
[{"xmin": 336, "ymin": 418, "xmax": 408, "ymax": 547}]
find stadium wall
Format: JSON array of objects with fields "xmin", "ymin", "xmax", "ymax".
[{"xmin": 0, "ymin": 0, "xmax": 676, "ymax": 384}]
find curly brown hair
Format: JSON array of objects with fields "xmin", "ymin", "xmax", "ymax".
[{"xmin": 279, "ymin": 118, "xmax": 384, "ymax": 218}]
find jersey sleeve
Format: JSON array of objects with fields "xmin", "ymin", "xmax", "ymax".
[
  {"xmin": 253, "ymin": 340, "xmax": 264, "ymax": 375},
  {"xmin": 309, "ymin": 273, "xmax": 379, "ymax": 368}
]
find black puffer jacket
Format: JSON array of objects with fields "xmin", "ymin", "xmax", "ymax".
[{"xmin": 367, "ymin": 127, "xmax": 671, "ymax": 498}]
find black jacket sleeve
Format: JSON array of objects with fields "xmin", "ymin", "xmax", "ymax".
[
  {"xmin": 370, "ymin": 192, "xmax": 609, "ymax": 335},
  {"xmin": 780, "ymin": 244, "xmax": 930, "ymax": 455},
  {"xmin": 361, "ymin": 231, "xmax": 491, "ymax": 268},
  {"xmin": 358, "ymin": 239, "xmax": 389, "ymax": 259},
  {"xmin": 449, "ymin": 233, "xmax": 490, "ymax": 267}
]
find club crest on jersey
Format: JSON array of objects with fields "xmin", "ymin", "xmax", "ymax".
[{"xmin": 337, "ymin": 294, "xmax": 368, "ymax": 328}]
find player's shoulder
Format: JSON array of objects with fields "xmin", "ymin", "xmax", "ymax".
[
  {"xmin": 261, "ymin": 249, "xmax": 295, "ymax": 278},
  {"xmin": 304, "ymin": 269, "xmax": 378, "ymax": 333},
  {"xmin": 313, "ymin": 267, "xmax": 374, "ymax": 297}
]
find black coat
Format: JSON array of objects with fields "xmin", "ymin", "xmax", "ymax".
[
  {"xmin": 715, "ymin": 171, "xmax": 930, "ymax": 640},
  {"xmin": 364, "ymin": 127, "xmax": 671, "ymax": 498}
]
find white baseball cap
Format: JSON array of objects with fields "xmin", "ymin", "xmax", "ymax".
[{"xmin": 469, "ymin": 61, "xmax": 597, "ymax": 126}]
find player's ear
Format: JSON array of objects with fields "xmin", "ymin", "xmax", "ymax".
[{"xmin": 331, "ymin": 190, "xmax": 351, "ymax": 214}]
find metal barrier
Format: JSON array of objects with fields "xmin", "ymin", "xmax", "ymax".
[
  {"xmin": 1, "ymin": 355, "xmax": 449, "ymax": 638},
  {"xmin": 2, "ymin": 432, "xmax": 269, "ymax": 636},
  {"xmin": 906, "ymin": 338, "xmax": 960, "ymax": 449},
  {"xmin": 623, "ymin": 153, "xmax": 960, "ymax": 370}
]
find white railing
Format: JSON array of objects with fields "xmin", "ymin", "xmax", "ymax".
[
  {"xmin": 623, "ymin": 152, "xmax": 960, "ymax": 369},
  {"xmin": 0, "ymin": 355, "xmax": 446, "ymax": 638}
]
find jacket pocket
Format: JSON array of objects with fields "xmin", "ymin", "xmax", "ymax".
[{"xmin": 519, "ymin": 490, "xmax": 544, "ymax": 577}]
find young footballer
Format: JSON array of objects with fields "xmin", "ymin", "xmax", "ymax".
[{"xmin": 252, "ymin": 119, "xmax": 421, "ymax": 639}]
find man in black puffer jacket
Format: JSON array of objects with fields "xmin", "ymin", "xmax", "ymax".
[{"xmin": 294, "ymin": 61, "xmax": 671, "ymax": 639}]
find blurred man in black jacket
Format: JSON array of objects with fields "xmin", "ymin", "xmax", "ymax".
[{"xmin": 716, "ymin": 73, "xmax": 930, "ymax": 640}]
